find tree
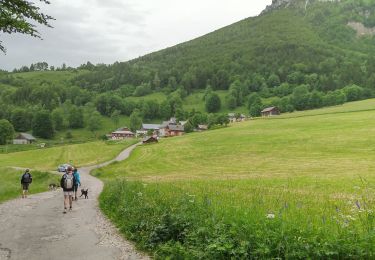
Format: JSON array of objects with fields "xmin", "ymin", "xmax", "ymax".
[
  {"xmin": 247, "ymin": 93, "xmax": 262, "ymax": 110},
  {"xmin": 51, "ymin": 108, "xmax": 66, "ymax": 130},
  {"xmin": 205, "ymin": 93, "xmax": 221, "ymax": 113},
  {"xmin": 249, "ymin": 99, "xmax": 263, "ymax": 117},
  {"xmin": 225, "ymin": 95, "xmax": 237, "ymax": 109},
  {"xmin": 32, "ymin": 111, "xmax": 54, "ymax": 139},
  {"xmin": 68, "ymin": 106, "xmax": 84, "ymax": 129},
  {"xmin": 87, "ymin": 111, "xmax": 102, "ymax": 137},
  {"xmin": 11, "ymin": 108, "xmax": 32, "ymax": 132},
  {"xmin": 342, "ymin": 85, "xmax": 364, "ymax": 102},
  {"xmin": 111, "ymin": 110, "xmax": 121, "ymax": 128},
  {"xmin": 184, "ymin": 120, "xmax": 194, "ymax": 133},
  {"xmin": 291, "ymin": 85, "xmax": 311, "ymax": 111},
  {"xmin": 309, "ymin": 91, "xmax": 323, "ymax": 109},
  {"xmin": 160, "ymin": 100, "xmax": 172, "ymax": 119},
  {"xmin": 0, "ymin": 119, "xmax": 14, "ymax": 145},
  {"xmin": 0, "ymin": 0, "xmax": 54, "ymax": 53},
  {"xmin": 129, "ymin": 110, "xmax": 142, "ymax": 132}
]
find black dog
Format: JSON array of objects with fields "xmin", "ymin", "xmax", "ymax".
[{"xmin": 80, "ymin": 189, "xmax": 89, "ymax": 199}]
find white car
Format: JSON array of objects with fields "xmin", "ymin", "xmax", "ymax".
[{"xmin": 57, "ymin": 164, "xmax": 71, "ymax": 172}]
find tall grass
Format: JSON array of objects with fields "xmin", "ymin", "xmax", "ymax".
[
  {"xmin": 0, "ymin": 168, "xmax": 60, "ymax": 203},
  {"xmin": 101, "ymin": 180, "xmax": 374, "ymax": 258}
]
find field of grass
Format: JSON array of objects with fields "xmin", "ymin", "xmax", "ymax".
[
  {"xmin": 14, "ymin": 70, "xmax": 88, "ymax": 86},
  {"xmin": 0, "ymin": 168, "xmax": 59, "ymax": 203},
  {"xmin": 0, "ymin": 140, "xmax": 138, "ymax": 171},
  {"xmin": 96, "ymin": 100, "xmax": 375, "ymax": 258}
]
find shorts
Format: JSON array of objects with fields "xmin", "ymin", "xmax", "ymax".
[
  {"xmin": 22, "ymin": 183, "xmax": 30, "ymax": 191},
  {"xmin": 63, "ymin": 191, "xmax": 74, "ymax": 196}
]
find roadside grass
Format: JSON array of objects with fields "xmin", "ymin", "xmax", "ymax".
[
  {"xmin": 96, "ymin": 99, "xmax": 375, "ymax": 258},
  {"xmin": 0, "ymin": 168, "xmax": 60, "ymax": 203},
  {"xmin": 0, "ymin": 140, "xmax": 138, "ymax": 171}
]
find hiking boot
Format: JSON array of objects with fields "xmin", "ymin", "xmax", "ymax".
[{"xmin": 63, "ymin": 209, "xmax": 67, "ymax": 214}]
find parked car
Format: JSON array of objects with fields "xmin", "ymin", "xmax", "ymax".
[{"xmin": 57, "ymin": 164, "xmax": 71, "ymax": 172}]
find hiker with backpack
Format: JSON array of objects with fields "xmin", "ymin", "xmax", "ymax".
[
  {"xmin": 73, "ymin": 167, "xmax": 81, "ymax": 201},
  {"xmin": 60, "ymin": 166, "xmax": 75, "ymax": 214},
  {"xmin": 21, "ymin": 169, "xmax": 32, "ymax": 198}
]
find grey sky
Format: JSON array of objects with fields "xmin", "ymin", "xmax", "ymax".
[{"xmin": 0, "ymin": 0, "xmax": 272, "ymax": 71}]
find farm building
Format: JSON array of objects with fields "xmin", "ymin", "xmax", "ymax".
[
  {"xmin": 228, "ymin": 113, "xmax": 247, "ymax": 122},
  {"xmin": 142, "ymin": 136, "xmax": 158, "ymax": 144},
  {"xmin": 261, "ymin": 107, "xmax": 280, "ymax": 117},
  {"xmin": 111, "ymin": 130, "xmax": 135, "ymax": 140},
  {"xmin": 13, "ymin": 133, "xmax": 36, "ymax": 145},
  {"xmin": 141, "ymin": 124, "xmax": 160, "ymax": 136},
  {"xmin": 166, "ymin": 124, "xmax": 184, "ymax": 137},
  {"xmin": 197, "ymin": 124, "xmax": 208, "ymax": 131},
  {"xmin": 159, "ymin": 117, "xmax": 186, "ymax": 137}
]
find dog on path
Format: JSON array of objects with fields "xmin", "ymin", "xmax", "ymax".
[
  {"xmin": 49, "ymin": 183, "xmax": 59, "ymax": 190},
  {"xmin": 80, "ymin": 189, "xmax": 89, "ymax": 199}
]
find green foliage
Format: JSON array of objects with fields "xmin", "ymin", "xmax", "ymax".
[
  {"xmin": 0, "ymin": 0, "xmax": 54, "ymax": 53},
  {"xmin": 343, "ymin": 84, "xmax": 364, "ymax": 102},
  {"xmin": 68, "ymin": 106, "xmax": 84, "ymax": 129},
  {"xmin": 134, "ymin": 84, "xmax": 152, "ymax": 97},
  {"xmin": 87, "ymin": 111, "xmax": 102, "ymax": 133},
  {"xmin": 129, "ymin": 110, "xmax": 142, "ymax": 132},
  {"xmin": 11, "ymin": 108, "xmax": 32, "ymax": 132},
  {"xmin": 0, "ymin": 119, "xmax": 14, "ymax": 144},
  {"xmin": 32, "ymin": 110, "xmax": 54, "ymax": 139},
  {"xmin": 205, "ymin": 93, "xmax": 221, "ymax": 113},
  {"xmin": 51, "ymin": 108, "xmax": 66, "ymax": 131}
]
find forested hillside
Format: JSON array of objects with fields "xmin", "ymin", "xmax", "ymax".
[{"xmin": 1, "ymin": 0, "xmax": 375, "ymax": 142}]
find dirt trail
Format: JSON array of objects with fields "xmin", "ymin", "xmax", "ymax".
[{"xmin": 0, "ymin": 143, "xmax": 148, "ymax": 260}]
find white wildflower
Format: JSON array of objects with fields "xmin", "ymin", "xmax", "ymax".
[{"xmin": 266, "ymin": 213, "xmax": 275, "ymax": 219}]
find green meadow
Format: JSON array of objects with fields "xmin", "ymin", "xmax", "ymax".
[
  {"xmin": 0, "ymin": 140, "xmax": 137, "ymax": 203},
  {"xmin": 96, "ymin": 100, "xmax": 375, "ymax": 259},
  {"xmin": 0, "ymin": 168, "xmax": 59, "ymax": 203},
  {"xmin": 0, "ymin": 140, "xmax": 137, "ymax": 171}
]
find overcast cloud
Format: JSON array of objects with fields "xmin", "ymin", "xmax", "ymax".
[{"xmin": 0, "ymin": 0, "xmax": 271, "ymax": 71}]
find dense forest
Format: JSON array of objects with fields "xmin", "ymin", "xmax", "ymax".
[{"xmin": 1, "ymin": 0, "xmax": 375, "ymax": 142}]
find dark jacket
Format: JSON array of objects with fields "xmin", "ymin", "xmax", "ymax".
[
  {"xmin": 60, "ymin": 173, "xmax": 76, "ymax": 192},
  {"xmin": 21, "ymin": 172, "xmax": 32, "ymax": 184}
]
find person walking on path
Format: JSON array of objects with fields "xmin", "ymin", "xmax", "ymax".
[
  {"xmin": 73, "ymin": 167, "xmax": 81, "ymax": 201},
  {"xmin": 20, "ymin": 169, "xmax": 32, "ymax": 198},
  {"xmin": 60, "ymin": 166, "xmax": 75, "ymax": 214}
]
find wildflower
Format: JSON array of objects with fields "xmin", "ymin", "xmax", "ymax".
[
  {"xmin": 346, "ymin": 215, "xmax": 356, "ymax": 221},
  {"xmin": 266, "ymin": 213, "xmax": 275, "ymax": 219},
  {"xmin": 137, "ymin": 192, "xmax": 143, "ymax": 197}
]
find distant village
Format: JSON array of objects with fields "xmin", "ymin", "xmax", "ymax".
[
  {"xmin": 108, "ymin": 107, "xmax": 280, "ymax": 143},
  {"xmin": 11, "ymin": 107, "xmax": 280, "ymax": 145}
]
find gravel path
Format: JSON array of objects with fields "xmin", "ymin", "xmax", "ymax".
[{"xmin": 0, "ymin": 143, "xmax": 149, "ymax": 260}]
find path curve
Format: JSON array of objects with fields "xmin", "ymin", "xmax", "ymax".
[{"xmin": 0, "ymin": 143, "xmax": 148, "ymax": 260}]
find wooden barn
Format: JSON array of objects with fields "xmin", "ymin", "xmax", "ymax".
[
  {"xmin": 13, "ymin": 133, "xmax": 36, "ymax": 145},
  {"xmin": 142, "ymin": 136, "xmax": 158, "ymax": 144},
  {"xmin": 261, "ymin": 107, "xmax": 280, "ymax": 117},
  {"xmin": 111, "ymin": 130, "xmax": 135, "ymax": 140}
]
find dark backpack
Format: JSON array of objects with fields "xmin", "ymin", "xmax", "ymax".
[
  {"xmin": 22, "ymin": 173, "xmax": 31, "ymax": 183},
  {"xmin": 63, "ymin": 174, "xmax": 74, "ymax": 189}
]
